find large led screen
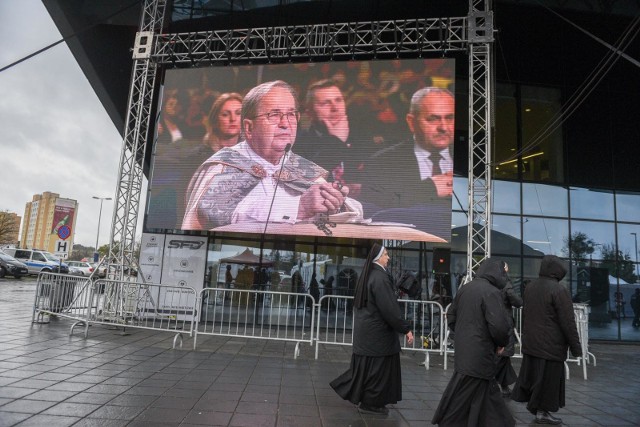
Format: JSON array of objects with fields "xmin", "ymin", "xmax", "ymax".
[{"xmin": 147, "ymin": 59, "xmax": 455, "ymax": 242}]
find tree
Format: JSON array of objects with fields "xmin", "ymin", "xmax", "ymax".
[
  {"xmin": 0, "ymin": 211, "xmax": 20, "ymax": 245},
  {"xmin": 601, "ymin": 243, "xmax": 636, "ymax": 284},
  {"xmin": 563, "ymin": 231, "xmax": 597, "ymax": 265}
]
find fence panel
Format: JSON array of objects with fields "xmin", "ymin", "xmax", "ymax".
[
  {"xmin": 90, "ymin": 280, "xmax": 197, "ymax": 348},
  {"xmin": 398, "ymin": 299, "xmax": 445, "ymax": 370},
  {"xmin": 565, "ymin": 303, "xmax": 595, "ymax": 380},
  {"xmin": 315, "ymin": 295, "xmax": 355, "ymax": 358},
  {"xmin": 33, "ymin": 272, "xmax": 94, "ymax": 330},
  {"xmin": 196, "ymin": 287, "xmax": 315, "ymax": 358}
]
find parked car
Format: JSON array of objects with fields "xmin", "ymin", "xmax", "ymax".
[
  {"xmin": 2, "ymin": 248, "xmax": 69, "ymax": 275},
  {"xmin": 0, "ymin": 251, "xmax": 29, "ymax": 278},
  {"xmin": 92, "ymin": 263, "xmax": 107, "ymax": 278},
  {"xmin": 66, "ymin": 261, "xmax": 96, "ymax": 276}
]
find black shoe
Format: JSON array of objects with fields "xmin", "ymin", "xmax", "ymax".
[
  {"xmin": 358, "ymin": 404, "xmax": 389, "ymax": 415},
  {"xmin": 535, "ymin": 410, "xmax": 562, "ymax": 425}
]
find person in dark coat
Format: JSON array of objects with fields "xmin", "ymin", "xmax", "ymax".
[
  {"xmin": 495, "ymin": 262, "xmax": 523, "ymax": 398},
  {"xmin": 330, "ymin": 243, "xmax": 414, "ymax": 415},
  {"xmin": 511, "ymin": 255, "xmax": 582, "ymax": 425},
  {"xmin": 431, "ymin": 258, "xmax": 515, "ymax": 427}
]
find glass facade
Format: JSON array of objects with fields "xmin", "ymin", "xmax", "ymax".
[{"xmin": 156, "ymin": 1, "xmax": 640, "ymax": 343}]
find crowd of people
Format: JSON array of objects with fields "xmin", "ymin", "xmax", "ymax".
[{"xmin": 147, "ymin": 60, "xmax": 455, "ymax": 240}]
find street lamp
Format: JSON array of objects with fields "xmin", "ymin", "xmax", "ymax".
[
  {"xmin": 632, "ymin": 232, "xmax": 639, "ymax": 281},
  {"xmin": 93, "ymin": 196, "xmax": 112, "ymax": 262}
]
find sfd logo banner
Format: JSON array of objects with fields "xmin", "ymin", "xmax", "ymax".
[{"xmin": 167, "ymin": 240, "xmax": 205, "ymax": 250}]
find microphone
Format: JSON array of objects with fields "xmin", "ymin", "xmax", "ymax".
[{"xmin": 262, "ymin": 143, "xmax": 291, "ymax": 236}]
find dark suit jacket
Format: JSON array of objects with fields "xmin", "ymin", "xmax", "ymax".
[{"xmin": 359, "ymin": 140, "xmax": 452, "ymax": 239}]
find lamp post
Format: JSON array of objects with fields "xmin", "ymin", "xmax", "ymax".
[
  {"xmin": 632, "ymin": 232, "xmax": 639, "ymax": 281},
  {"xmin": 93, "ymin": 196, "xmax": 112, "ymax": 262}
]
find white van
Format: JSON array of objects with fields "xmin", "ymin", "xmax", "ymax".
[{"xmin": 2, "ymin": 248, "xmax": 69, "ymax": 275}]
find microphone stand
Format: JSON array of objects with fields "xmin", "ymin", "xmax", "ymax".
[{"xmin": 259, "ymin": 144, "xmax": 291, "ymax": 270}]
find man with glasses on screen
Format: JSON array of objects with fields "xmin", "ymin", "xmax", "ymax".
[
  {"xmin": 182, "ymin": 80, "xmax": 363, "ymax": 230},
  {"xmin": 359, "ymin": 87, "xmax": 455, "ymax": 239}
]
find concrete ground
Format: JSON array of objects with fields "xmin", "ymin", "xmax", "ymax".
[{"xmin": 0, "ymin": 277, "xmax": 639, "ymax": 427}]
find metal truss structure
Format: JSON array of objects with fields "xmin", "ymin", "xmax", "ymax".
[
  {"xmin": 108, "ymin": 0, "xmax": 494, "ymax": 279},
  {"xmin": 106, "ymin": 0, "xmax": 168, "ymax": 280}
]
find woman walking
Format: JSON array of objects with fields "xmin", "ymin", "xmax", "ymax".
[{"xmin": 330, "ymin": 243, "xmax": 414, "ymax": 415}]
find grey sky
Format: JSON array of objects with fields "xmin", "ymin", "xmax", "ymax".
[{"xmin": 0, "ymin": 0, "xmax": 145, "ymax": 248}]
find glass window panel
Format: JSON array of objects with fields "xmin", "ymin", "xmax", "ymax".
[
  {"xmin": 523, "ymin": 217, "xmax": 568, "ymax": 257},
  {"xmin": 570, "ymin": 187, "xmax": 615, "ymax": 220},
  {"xmin": 570, "ymin": 220, "xmax": 616, "ymax": 261},
  {"xmin": 522, "ymin": 183, "xmax": 568, "ymax": 217},
  {"xmin": 450, "ymin": 211, "xmax": 468, "ymax": 253},
  {"xmin": 452, "ymin": 176, "xmax": 468, "ymax": 212},
  {"xmin": 494, "ymin": 84, "xmax": 518, "ymax": 180},
  {"xmin": 521, "ymin": 86, "xmax": 564, "ymax": 183},
  {"xmin": 493, "ymin": 180, "xmax": 520, "ymax": 214},
  {"xmin": 491, "ymin": 214, "xmax": 522, "ymax": 256},
  {"xmin": 615, "ymin": 191, "xmax": 640, "ymax": 223},
  {"xmin": 616, "ymin": 223, "xmax": 640, "ymax": 283}
]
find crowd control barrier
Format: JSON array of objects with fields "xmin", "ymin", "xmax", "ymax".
[
  {"xmin": 195, "ymin": 287, "xmax": 315, "ymax": 358},
  {"xmin": 33, "ymin": 273, "xmax": 196, "ymax": 348},
  {"xmin": 89, "ymin": 280, "xmax": 197, "ymax": 348},
  {"xmin": 398, "ymin": 299, "xmax": 445, "ymax": 370},
  {"xmin": 314, "ymin": 295, "xmax": 355, "ymax": 359},
  {"xmin": 565, "ymin": 303, "xmax": 595, "ymax": 380},
  {"xmin": 33, "ymin": 272, "xmax": 94, "ymax": 328}
]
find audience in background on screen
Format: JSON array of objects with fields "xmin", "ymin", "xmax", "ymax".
[
  {"xmin": 202, "ymin": 92, "xmax": 243, "ymax": 152},
  {"xmin": 182, "ymin": 80, "xmax": 363, "ymax": 230},
  {"xmin": 156, "ymin": 90, "xmax": 189, "ymax": 145}
]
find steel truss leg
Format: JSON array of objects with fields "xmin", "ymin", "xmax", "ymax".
[{"xmin": 106, "ymin": 0, "xmax": 167, "ymax": 280}]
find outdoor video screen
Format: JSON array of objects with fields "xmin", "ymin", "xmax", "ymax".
[{"xmin": 146, "ymin": 58, "xmax": 455, "ymax": 242}]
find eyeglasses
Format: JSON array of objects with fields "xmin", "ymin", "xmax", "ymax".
[{"xmin": 254, "ymin": 110, "xmax": 300, "ymax": 125}]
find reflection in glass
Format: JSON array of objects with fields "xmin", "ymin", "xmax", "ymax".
[
  {"xmin": 613, "ymin": 224, "xmax": 640, "ymax": 285},
  {"xmin": 523, "ymin": 183, "xmax": 568, "ymax": 217},
  {"xmin": 491, "ymin": 214, "xmax": 522, "ymax": 256},
  {"xmin": 523, "ymin": 217, "xmax": 568, "ymax": 257},
  {"xmin": 521, "ymin": 86, "xmax": 563, "ymax": 183},
  {"xmin": 570, "ymin": 187, "xmax": 614, "ymax": 220},
  {"xmin": 452, "ymin": 176, "xmax": 468, "ymax": 212},
  {"xmin": 615, "ymin": 191, "xmax": 640, "ymax": 223},
  {"xmin": 494, "ymin": 84, "xmax": 518, "ymax": 180},
  {"xmin": 493, "ymin": 180, "xmax": 520, "ymax": 214},
  {"xmin": 569, "ymin": 220, "xmax": 615, "ymax": 261},
  {"xmin": 450, "ymin": 211, "xmax": 469, "ymax": 252}
]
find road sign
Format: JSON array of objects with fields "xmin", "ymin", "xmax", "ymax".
[{"xmin": 57, "ymin": 225, "xmax": 71, "ymax": 240}]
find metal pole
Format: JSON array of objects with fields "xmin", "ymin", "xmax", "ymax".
[
  {"xmin": 632, "ymin": 232, "xmax": 639, "ymax": 280},
  {"xmin": 93, "ymin": 197, "xmax": 112, "ymax": 260}
]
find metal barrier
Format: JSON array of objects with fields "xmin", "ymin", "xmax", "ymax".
[
  {"xmin": 565, "ymin": 303, "xmax": 595, "ymax": 380},
  {"xmin": 195, "ymin": 287, "xmax": 315, "ymax": 358},
  {"xmin": 90, "ymin": 280, "xmax": 197, "ymax": 348},
  {"xmin": 32, "ymin": 272, "xmax": 94, "ymax": 333},
  {"xmin": 442, "ymin": 303, "xmax": 454, "ymax": 370},
  {"xmin": 398, "ymin": 299, "xmax": 445, "ymax": 370},
  {"xmin": 512, "ymin": 306, "xmax": 523, "ymax": 358},
  {"xmin": 314, "ymin": 296, "xmax": 446, "ymax": 369},
  {"xmin": 315, "ymin": 295, "xmax": 355, "ymax": 359}
]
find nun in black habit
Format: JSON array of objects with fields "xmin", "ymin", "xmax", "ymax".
[
  {"xmin": 431, "ymin": 258, "xmax": 516, "ymax": 427},
  {"xmin": 330, "ymin": 243, "xmax": 414, "ymax": 415}
]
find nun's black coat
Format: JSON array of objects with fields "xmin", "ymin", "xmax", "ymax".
[
  {"xmin": 353, "ymin": 263, "xmax": 411, "ymax": 356},
  {"xmin": 447, "ymin": 258, "xmax": 511, "ymax": 379}
]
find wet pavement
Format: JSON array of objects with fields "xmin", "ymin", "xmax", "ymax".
[{"xmin": 0, "ymin": 277, "xmax": 639, "ymax": 426}]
